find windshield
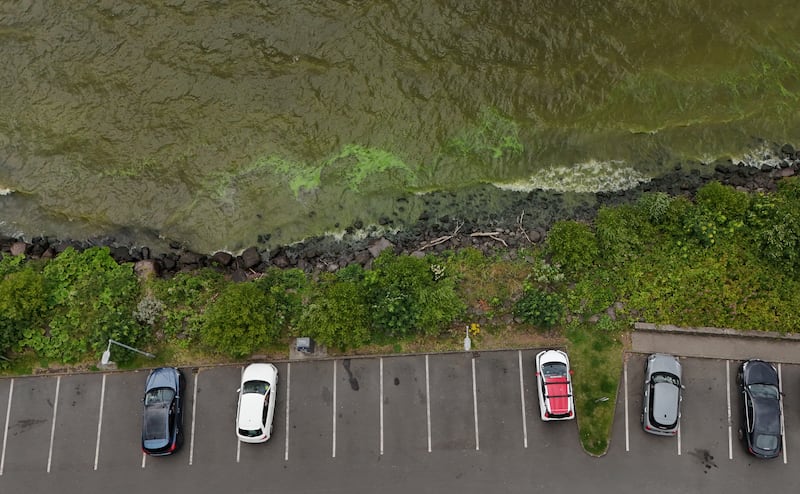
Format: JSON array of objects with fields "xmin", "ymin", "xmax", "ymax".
[
  {"xmin": 651, "ymin": 372, "xmax": 680, "ymax": 387},
  {"xmin": 238, "ymin": 427, "xmax": 263, "ymax": 438},
  {"xmin": 749, "ymin": 383, "xmax": 779, "ymax": 400},
  {"xmin": 541, "ymin": 362, "xmax": 567, "ymax": 378},
  {"xmin": 145, "ymin": 388, "xmax": 175, "ymax": 406},
  {"xmin": 243, "ymin": 380, "xmax": 269, "ymax": 395}
]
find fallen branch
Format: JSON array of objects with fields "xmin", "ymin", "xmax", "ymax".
[
  {"xmin": 517, "ymin": 210, "xmax": 532, "ymax": 244},
  {"xmin": 470, "ymin": 231, "xmax": 508, "ymax": 247},
  {"xmin": 420, "ymin": 221, "xmax": 463, "ymax": 250}
]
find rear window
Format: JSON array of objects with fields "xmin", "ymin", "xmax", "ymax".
[{"xmin": 239, "ymin": 427, "xmax": 263, "ymax": 438}]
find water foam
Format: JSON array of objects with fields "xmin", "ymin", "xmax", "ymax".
[
  {"xmin": 493, "ymin": 160, "xmax": 651, "ymax": 193},
  {"xmin": 731, "ymin": 144, "xmax": 785, "ymax": 169}
]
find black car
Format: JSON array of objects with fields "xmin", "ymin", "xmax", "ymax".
[
  {"xmin": 142, "ymin": 367, "xmax": 184, "ymax": 456},
  {"xmin": 738, "ymin": 359, "xmax": 782, "ymax": 459}
]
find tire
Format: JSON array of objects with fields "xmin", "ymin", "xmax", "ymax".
[{"xmin": 737, "ymin": 428, "xmax": 743, "ymax": 441}]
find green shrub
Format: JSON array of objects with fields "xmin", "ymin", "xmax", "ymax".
[
  {"xmin": 299, "ymin": 272, "xmax": 371, "ymax": 350},
  {"xmin": 200, "ymin": 281, "xmax": 281, "ymax": 358},
  {"xmin": 695, "ymin": 181, "xmax": 750, "ymax": 220},
  {"xmin": 636, "ymin": 192, "xmax": 672, "ymax": 224},
  {"xmin": 594, "ymin": 205, "xmax": 647, "ymax": 265},
  {"xmin": 513, "ymin": 284, "xmax": 564, "ymax": 328},
  {"xmin": 545, "ymin": 220, "xmax": 598, "ymax": 276},
  {"xmin": 252, "ymin": 267, "xmax": 308, "ymax": 331},
  {"xmin": 149, "ymin": 269, "xmax": 226, "ymax": 342},
  {"xmin": 0, "ymin": 267, "xmax": 47, "ymax": 357},
  {"xmin": 365, "ymin": 251, "xmax": 464, "ymax": 338},
  {"xmin": 35, "ymin": 247, "xmax": 143, "ymax": 364}
]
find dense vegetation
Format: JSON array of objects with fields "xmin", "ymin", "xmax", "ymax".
[{"xmin": 2, "ymin": 178, "xmax": 800, "ymax": 453}]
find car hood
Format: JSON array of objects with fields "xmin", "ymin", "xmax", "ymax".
[
  {"xmin": 652, "ymin": 382, "xmax": 679, "ymax": 425},
  {"xmin": 648, "ymin": 354, "xmax": 681, "ymax": 380},
  {"xmin": 744, "ymin": 361, "xmax": 778, "ymax": 386},
  {"xmin": 146, "ymin": 368, "xmax": 180, "ymax": 392}
]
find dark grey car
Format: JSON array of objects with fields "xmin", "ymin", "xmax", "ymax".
[
  {"xmin": 642, "ymin": 353, "xmax": 683, "ymax": 436},
  {"xmin": 142, "ymin": 367, "xmax": 185, "ymax": 456},
  {"xmin": 738, "ymin": 359, "xmax": 782, "ymax": 459}
]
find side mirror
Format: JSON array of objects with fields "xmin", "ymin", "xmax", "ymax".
[{"xmin": 236, "ymin": 388, "xmax": 241, "ymax": 393}]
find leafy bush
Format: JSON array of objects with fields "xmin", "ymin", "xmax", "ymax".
[
  {"xmin": 695, "ymin": 181, "xmax": 750, "ymax": 220},
  {"xmin": 636, "ymin": 192, "xmax": 672, "ymax": 224},
  {"xmin": 513, "ymin": 284, "xmax": 564, "ymax": 328},
  {"xmin": 545, "ymin": 220, "xmax": 598, "ymax": 276},
  {"xmin": 200, "ymin": 281, "xmax": 281, "ymax": 358},
  {"xmin": 34, "ymin": 247, "xmax": 143, "ymax": 364},
  {"xmin": 365, "ymin": 251, "xmax": 464, "ymax": 339},
  {"xmin": 0, "ymin": 267, "xmax": 47, "ymax": 357},
  {"xmin": 252, "ymin": 267, "xmax": 308, "ymax": 332},
  {"xmin": 299, "ymin": 271, "xmax": 371, "ymax": 350},
  {"xmin": 594, "ymin": 205, "xmax": 648, "ymax": 265},
  {"xmin": 149, "ymin": 269, "xmax": 226, "ymax": 342}
]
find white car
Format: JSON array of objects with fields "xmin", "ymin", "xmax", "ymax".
[
  {"xmin": 236, "ymin": 363, "xmax": 278, "ymax": 443},
  {"xmin": 535, "ymin": 350, "xmax": 575, "ymax": 421}
]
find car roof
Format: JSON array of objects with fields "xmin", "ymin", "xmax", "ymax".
[
  {"xmin": 752, "ymin": 397, "xmax": 781, "ymax": 435},
  {"xmin": 651, "ymin": 381, "xmax": 679, "ymax": 426},
  {"xmin": 238, "ymin": 393, "xmax": 266, "ymax": 429}
]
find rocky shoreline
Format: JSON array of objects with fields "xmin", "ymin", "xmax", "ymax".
[{"xmin": 2, "ymin": 143, "xmax": 798, "ymax": 278}]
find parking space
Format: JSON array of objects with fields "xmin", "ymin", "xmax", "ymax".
[
  {"xmin": 237, "ymin": 362, "xmax": 287, "ymax": 467},
  {"xmin": 190, "ymin": 366, "xmax": 240, "ymax": 467},
  {"xmin": 382, "ymin": 355, "xmax": 428, "ymax": 457},
  {"xmin": 98, "ymin": 371, "xmax": 147, "ymax": 470},
  {"xmin": 50, "ymin": 374, "xmax": 102, "ymax": 472},
  {"xmin": 335, "ymin": 358, "xmax": 380, "ymax": 460},
  {"xmin": 474, "ymin": 351, "xmax": 525, "ymax": 452},
  {"xmin": 2, "ymin": 376, "xmax": 57, "ymax": 475},
  {"xmin": 428, "ymin": 353, "xmax": 476, "ymax": 451},
  {"xmin": 288, "ymin": 359, "xmax": 334, "ymax": 462}
]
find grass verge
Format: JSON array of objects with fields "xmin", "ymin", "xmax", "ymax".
[{"xmin": 565, "ymin": 320, "xmax": 625, "ymax": 456}]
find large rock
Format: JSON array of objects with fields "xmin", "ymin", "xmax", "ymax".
[
  {"xmin": 240, "ymin": 246, "xmax": 262, "ymax": 269},
  {"xmin": 368, "ymin": 237, "xmax": 394, "ymax": 258}
]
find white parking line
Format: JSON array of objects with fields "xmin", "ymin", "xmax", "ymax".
[
  {"xmin": 1, "ymin": 378, "xmax": 14, "ymax": 476},
  {"xmin": 332, "ymin": 360, "xmax": 337, "ymax": 458},
  {"xmin": 726, "ymin": 360, "xmax": 733, "ymax": 460},
  {"xmin": 284, "ymin": 363, "xmax": 291, "ymax": 462},
  {"xmin": 141, "ymin": 451, "xmax": 146, "ymax": 469},
  {"xmin": 472, "ymin": 357, "xmax": 479, "ymax": 451},
  {"xmin": 779, "ymin": 363, "xmax": 787, "ymax": 464},
  {"xmin": 379, "ymin": 357, "xmax": 384, "ymax": 456},
  {"xmin": 624, "ymin": 358, "xmax": 629, "ymax": 452},
  {"xmin": 189, "ymin": 371, "xmax": 198, "ymax": 466},
  {"xmin": 425, "ymin": 355, "xmax": 431, "ymax": 453},
  {"xmin": 47, "ymin": 376, "xmax": 61, "ymax": 473},
  {"xmin": 94, "ymin": 374, "xmax": 106, "ymax": 471},
  {"xmin": 237, "ymin": 366, "xmax": 243, "ymax": 463},
  {"xmin": 517, "ymin": 351, "xmax": 528, "ymax": 449},
  {"xmin": 677, "ymin": 418, "xmax": 681, "ymax": 456}
]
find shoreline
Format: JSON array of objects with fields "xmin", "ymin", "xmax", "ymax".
[{"xmin": 2, "ymin": 143, "xmax": 798, "ymax": 275}]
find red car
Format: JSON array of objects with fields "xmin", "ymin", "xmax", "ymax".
[{"xmin": 535, "ymin": 350, "xmax": 575, "ymax": 421}]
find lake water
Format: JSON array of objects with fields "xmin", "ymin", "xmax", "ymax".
[{"xmin": 1, "ymin": 1, "xmax": 798, "ymax": 253}]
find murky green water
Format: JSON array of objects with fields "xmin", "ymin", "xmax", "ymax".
[{"xmin": 1, "ymin": 1, "xmax": 799, "ymax": 253}]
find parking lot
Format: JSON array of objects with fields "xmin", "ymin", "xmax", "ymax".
[{"xmin": 0, "ymin": 350, "xmax": 797, "ymax": 493}]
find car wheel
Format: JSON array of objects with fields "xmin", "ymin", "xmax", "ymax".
[
  {"xmin": 640, "ymin": 412, "xmax": 644, "ymax": 425},
  {"xmin": 737, "ymin": 428, "xmax": 743, "ymax": 441},
  {"xmin": 736, "ymin": 372, "xmax": 742, "ymax": 386}
]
